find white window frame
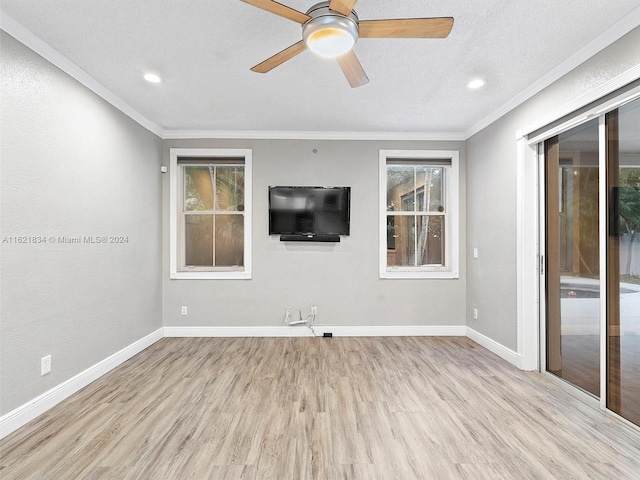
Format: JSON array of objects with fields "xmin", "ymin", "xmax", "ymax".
[
  {"xmin": 379, "ymin": 149, "xmax": 459, "ymax": 279},
  {"xmin": 170, "ymin": 148, "xmax": 252, "ymax": 280}
]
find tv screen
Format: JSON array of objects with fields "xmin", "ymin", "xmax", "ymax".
[{"xmin": 269, "ymin": 186, "xmax": 351, "ymax": 236}]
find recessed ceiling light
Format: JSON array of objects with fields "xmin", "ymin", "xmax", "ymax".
[
  {"xmin": 144, "ymin": 73, "xmax": 162, "ymax": 84},
  {"xmin": 467, "ymin": 78, "xmax": 485, "ymax": 89}
]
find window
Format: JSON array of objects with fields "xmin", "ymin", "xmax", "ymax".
[
  {"xmin": 379, "ymin": 150, "xmax": 459, "ymax": 279},
  {"xmin": 170, "ymin": 148, "xmax": 252, "ymax": 279}
]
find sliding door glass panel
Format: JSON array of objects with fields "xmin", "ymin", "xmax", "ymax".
[
  {"xmin": 545, "ymin": 118, "xmax": 600, "ymax": 397},
  {"xmin": 607, "ymin": 97, "xmax": 640, "ymax": 425}
]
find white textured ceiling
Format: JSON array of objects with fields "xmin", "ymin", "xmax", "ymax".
[{"xmin": 1, "ymin": 0, "xmax": 639, "ymax": 135}]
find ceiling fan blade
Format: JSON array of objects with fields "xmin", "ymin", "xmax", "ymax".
[
  {"xmin": 336, "ymin": 50, "xmax": 369, "ymax": 88},
  {"xmin": 241, "ymin": 0, "xmax": 310, "ymax": 24},
  {"xmin": 359, "ymin": 17, "xmax": 454, "ymax": 38},
  {"xmin": 328, "ymin": 0, "xmax": 358, "ymax": 16},
  {"xmin": 251, "ymin": 40, "xmax": 308, "ymax": 73}
]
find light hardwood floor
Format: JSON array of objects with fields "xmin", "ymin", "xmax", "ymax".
[{"xmin": 1, "ymin": 337, "xmax": 639, "ymax": 479}]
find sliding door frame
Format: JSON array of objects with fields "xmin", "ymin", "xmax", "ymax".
[
  {"xmin": 517, "ymin": 81, "xmax": 640, "ymax": 419},
  {"xmin": 598, "ymin": 115, "xmax": 608, "ymax": 406},
  {"xmin": 537, "ymin": 143, "xmax": 548, "ymax": 375}
]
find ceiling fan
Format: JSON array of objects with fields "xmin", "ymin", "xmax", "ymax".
[{"xmin": 241, "ymin": 0, "xmax": 454, "ymax": 88}]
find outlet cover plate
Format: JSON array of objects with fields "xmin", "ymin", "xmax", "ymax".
[{"xmin": 41, "ymin": 355, "xmax": 51, "ymax": 375}]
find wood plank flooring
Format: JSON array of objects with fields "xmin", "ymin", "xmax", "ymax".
[{"xmin": 1, "ymin": 337, "xmax": 639, "ymax": 479}]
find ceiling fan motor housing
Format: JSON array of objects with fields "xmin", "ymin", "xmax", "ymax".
[{"xmin": 302, "ymin": 1, "xmax": 359, "ymax": 57}]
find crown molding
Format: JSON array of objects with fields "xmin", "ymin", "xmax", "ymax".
[
  {"xmin": 161, "ymin": 129, "xmax": 466, "ymax": 141},
  {"xmin": 465, "ymin": 5, "xmax": 640, "ymax": 139},
  {"xmin": 0, "ymin": 12, "xmax": 164, "ymax": 138}
]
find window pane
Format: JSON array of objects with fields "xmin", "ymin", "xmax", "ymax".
[
  {"xmin": 215, "ymin": 215, "xmax": 244, "ymax": 266},
  {"xmin": 415, "ymin": 167, "xmax": 444, "ymax": 212},
  {"xmin": 386, "ymin": 215, "xmax": 415, "ymax": 266},
  {"xmin": 386, "ymin": 216, "xmax": 396, "ymax": 250},
  {"xmin": 417, "ymin": 216, "xmax": 444, "ymax": 266},
  {"xmin": 387, "ymin": 167, "xmax": 414, "ymax": 212},
  {"xmin": 184, "ymin": 167, "xmax": 214, "ymax": 211},
  {"xmin": 216, "ymin": 166, "xmax": 245, "ymax": 211},
  {"xmin": 185, "ymin": 214, "xmax": 213, "ymax": 266},
  {"xmin": 387, "ymin": 215, "xmax": 445, "ymax": 267}
]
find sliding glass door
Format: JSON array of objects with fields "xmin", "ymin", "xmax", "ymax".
[
  {"xmin": 544, "ymin": 119, "xmax": 601, "ymax": 397},
  {"xmin": 606, "ymin": 97, "xmax": 640, "ymax": 426},
  {"xmin": 542, "ymin": 95, "xmax": 640, "ymax": 427}
]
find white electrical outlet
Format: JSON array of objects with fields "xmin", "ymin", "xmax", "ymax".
[
  {"xmin": 473, "ymin": 308, "xmax": 478, "ymax": 320},
  {"xmin": 311, "ymin": 305, "xmax": 318, "ymax": 315},
  {"xmin": 473, "ymin": 248, "xmax": 478, "ymax": 259},
  {"xmin": 41, "ymin": 355, "xmax": 51, "ymax": 376},
  {"xmin": 181, "ymin": 306, "xmax": 188, "ymax": 316}
]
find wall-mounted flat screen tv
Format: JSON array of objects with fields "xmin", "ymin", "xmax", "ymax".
[{"xmin": 269, "ymin": 186, "xmax": 351, "ymax": 236}]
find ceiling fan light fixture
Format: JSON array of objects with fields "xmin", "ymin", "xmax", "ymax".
[
  {"xmin": 306, "ymin": 27, "xmax": 355, "ymax": 57},
  {"xmin": 303, "ymin": 15, "xmax": 358, "ymax": 58}
]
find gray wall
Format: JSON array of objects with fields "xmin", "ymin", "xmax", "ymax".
[
  {"xmin": 163, "ymin": 139, "xmax": 466, "ymax": 328},
  {"xmin": 0, "ymin": 32, "xmax": 163, "ymax": 414},
  {"xmin": 466, "ymin": 27, "xmax": 640, "ymax": 350}
]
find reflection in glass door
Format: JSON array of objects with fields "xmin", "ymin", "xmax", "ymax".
[
  {"xmin": 544, "ymin": 119, "xmax": 600, "ymax": 397},
  {"xmin": 606, "ymin": 97, "xmax": 640, "ymax": 426}
]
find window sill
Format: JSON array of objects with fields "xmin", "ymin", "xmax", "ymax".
[
  {"xmin": 380, "ymin": 269, "xmax": 459, "ymax": 279},
  {"xmin": 170, "ymin": 271, "xmax": 251, "ymax": 280}
]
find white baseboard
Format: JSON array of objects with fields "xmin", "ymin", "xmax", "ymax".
[
  {"xmin": 0, "ymin": 328, "xmax": 164, "ymax": 439},
  {"xmin": 163, "ymin": 325, "xmax": 467, "ymax": 337},
  {"xmin": 319, "ymin": 325, "xmax": 466, "ymax": 336},
  {"xmin": 465, "ymin": 327, "xmax": 522, "ymax": 369},
  {"xmin": 164, "ymin": 326, "xmax": 314, "ymax": 337}
]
